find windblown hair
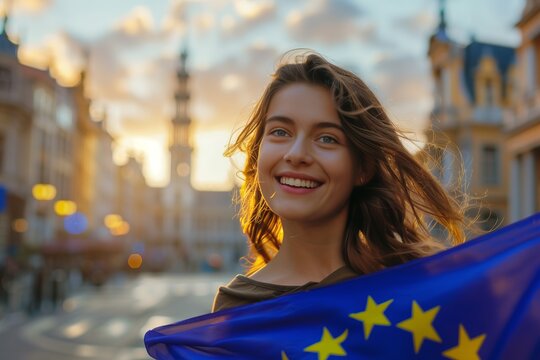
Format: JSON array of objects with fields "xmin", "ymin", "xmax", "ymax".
[{"xmin": 225, "ymin": 51, "xmax": 467, "ymax": 275}]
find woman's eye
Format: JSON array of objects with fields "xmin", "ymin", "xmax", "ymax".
[
  {"xmin": 319, "ymin": 135, "xmax": 337, "ymax": 144},
  {"xmin": 270, "ymin": 129, "xmax": 288, "ymax": 137}
]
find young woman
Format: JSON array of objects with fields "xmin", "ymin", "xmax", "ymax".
[{"xmin": 212, "ymin": 51, "xmax": 466, "ymax": 312}]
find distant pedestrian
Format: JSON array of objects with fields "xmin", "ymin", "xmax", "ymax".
[{"xmin": 28, "ymin": 267, "xmax": 44, "ymax": 315}]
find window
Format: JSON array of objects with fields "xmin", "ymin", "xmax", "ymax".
[
  {"xmin": 534, "ymin": 35, "xmax": 540, "ymax": 91},
  {"xmin": 0, "ymin": 67, "xmax": 12, "ymax": 90},
  {"xmin": 485, "ymin": 78, "xmax": 494, "ymax": 106},
  {"xmin": 442, "ymin": 68, "xmax": 451, "ymax": 107},
  {"xmin": 482, "ymin": 145, "xmax": 499, "ymax": 185}
]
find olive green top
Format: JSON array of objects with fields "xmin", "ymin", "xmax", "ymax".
[{"xmin": 212, "ymin": 266, "xmax": 359, "ymax": 312}]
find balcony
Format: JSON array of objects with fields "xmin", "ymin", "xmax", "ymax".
[
  {"xmin": 507, "ymin": 90, "xmax": 540, "ymax": 132},
  {"xmin": 472, "ymin": 106, "xmax": 503, "ymax": 125}
]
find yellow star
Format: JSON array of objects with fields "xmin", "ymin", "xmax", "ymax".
[
  {"xmin": 349, "ymin": 296, "xmax": 393, "ymax": 339},
  {"xmin": 304, "ymin": 327, "xmax": 348, "ymax": 360},
  {"xmin": 442, "ymin": 324, "xmax": 486, "ymax": 360},
  {"xmin": 281, "ymin": 351, "xmax": 289, "ymax": 360},
  {"xmin": 397, "ymin": 301, "xmax": 442, "ymax": 353}
]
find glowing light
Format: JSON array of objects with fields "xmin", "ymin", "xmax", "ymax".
[
  {"xmin": 128, "ymin": 253, "xmax": 143, "ymax": 269},
  {"xmin": 221, "ymin": 74, "xmax": 242, "ymax": 91},
  {"xmin": 234, "ymin": 0, "xmax": 273, "ymax": 19},
  {"xmin": 111, "ymin": 221, "xmax": 130, "ymax": 236},
  {"xmin": 12, "ymin": 218, "xmax": 28, "ymax": 233},
  {"xmin": 32, "ymin": 184, "xmax": 56, "ymax": 201},
  {"xmin": 104, "ymin": 319, "xmax": 129, "ymax": 337},
  {"xmin": 54, "ymin": 200, "xmax": 77, "ymax": 216},
  {"xmin": 63, "ymin": 320, "xmax": 91, "ymax": 338},
  {"xmin": 104, "ymin": 214, "xmax": 123, "ymax": 229},
  {"xmin": 64, "ymin": 212, "xmax": 88, "ymax": 235}
]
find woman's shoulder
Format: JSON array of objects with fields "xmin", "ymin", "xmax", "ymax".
[
  {"xmin": 211, "ymin": 266, "xmax": 360, "ymax": 312},
  {"xmin": 212, "ymin": 274, "xmax": 298, "ymax": 312}
]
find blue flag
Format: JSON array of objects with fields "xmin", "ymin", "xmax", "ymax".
[{"xmin": 145, "ymin": 213, "xmax": 540, "ymax": 359}]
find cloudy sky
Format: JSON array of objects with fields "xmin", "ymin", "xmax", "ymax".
[{"xmin": 4, "ymin": 0, "xmax": 526, "ymax": 189}]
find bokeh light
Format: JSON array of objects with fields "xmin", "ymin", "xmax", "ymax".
[
  {"xmin": 128, "ymin": 253, "xmax": 143, "ymax": 269},
  {"xmin": 32, "ymin": 183, "xmax": 56, "ymax": 200},
  {"xmin": 64, "ymin": 212, "xmax": 88, "ymax": 234},
  {"xmin": 111, "ymin": 221, "xmax": 130, "ymax": 236},
  {"xmin": 104, "ymin": 214, "xmax": 123, "ymax": 229},
  {"xmin": 54, "ymin": 200, "xmax": 77, "ymax": 216},
  {"xmin": 12, "ymin": 218, "xmax": 28, "ymax": 233}
]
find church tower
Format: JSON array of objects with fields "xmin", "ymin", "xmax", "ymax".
[
  {"xmin": 170, "ymin": 47, "xmax": 193, "ymax": 194},
  {"xmin": 162, "ymin": 45, "xmax": 196, "ymax": 268}
]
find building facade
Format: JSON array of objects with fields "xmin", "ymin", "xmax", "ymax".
[
  {"xmin": 426, "ymin": 4, "xmax": 515, "ymax": 230},
  {"xmin": 509, "ymin": 0, "xmax": 540, "ymax": 221},
  {"xmin": 0, "ymin": 16, "xmax": 31, "ymax": 264}
]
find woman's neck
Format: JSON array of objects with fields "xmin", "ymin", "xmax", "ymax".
[{"xmin": 250, "ymin": 214, "xmax": 348, "ymax": 285}]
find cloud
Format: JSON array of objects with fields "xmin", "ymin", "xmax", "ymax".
[
  {"xmin": 85, "ymin": 9, "xmax": 178, "ymax": 102},
  {"xmin": 18, "ymin": 31, "xmax": 87, "ymax": 87},
  {"xmin": 286, "ymin": 0, "xmax": 374, "ymax": 44},
  {"xmin": 119, "ymin": 114, "xmax": 169, "ymax": 138},
  {"xmin": 162, "ymin": 0, "xmax": 188, "ymax": 34},
  {"xmin": 193, "ymin": 12, "xmax": 215, "ymax": 34},
  {"xmin": 0, "ymin": 0, "xmax": 52, "ymax": 14},
  {"xmin": 219, "ymin": 0, "xmax": 276, "ymax": 37},
  {"xmin": 394, "ymin": 11, "xmax": 437, "ymax": 36},
  {"xmin": 115, "ymin": 5, "xmax": 155, "ymax": 36},
  {"xmin": 190, "ymin": 44, "xmax": 281, "ymax": 131},
  {"xmin": 234, "ymin": 0, "xmax": 274, "ymax": 20},
  {"xmin": 371, "ymin": 55, "xmax": 433, "ymax": 131}
]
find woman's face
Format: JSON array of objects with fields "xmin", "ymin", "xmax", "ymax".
[{"xmin": 257, "ymin": 83, "xmax": 362, "ymax": 225}]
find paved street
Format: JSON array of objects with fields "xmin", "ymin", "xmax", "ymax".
[{"xmin": 0, "ymin": 273, "xmax": 231, "ymax": 360}]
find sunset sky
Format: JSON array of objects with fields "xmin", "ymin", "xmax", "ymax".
[{"xmin": 4, "ymin": 0, "xmax": 525, "ymax": 190}]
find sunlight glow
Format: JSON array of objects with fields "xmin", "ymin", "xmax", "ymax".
[{"xmin": 62, "ymin": 320, "xmax": 91, "ymax": 338}]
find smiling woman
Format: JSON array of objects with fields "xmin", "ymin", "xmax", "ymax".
[{"xmin": 209, "ymin": 50, "xmax": 470, "ymax": 312}]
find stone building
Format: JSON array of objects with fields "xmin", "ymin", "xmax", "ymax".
[
  {"xmin": 509, "ymin": 0, "xmax": 540, "ymax": 221},
  {"xmin": 426, "ymin": 2, "xmax": 516, "ymax": 230}
]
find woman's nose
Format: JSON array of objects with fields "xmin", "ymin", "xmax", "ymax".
[{"xmin": 283, "ymin": 137, "xmax": 313, "ymax": 166}]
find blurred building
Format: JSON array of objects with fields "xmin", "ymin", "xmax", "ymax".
[
  {"xmin": 0, "ymin": 14, "xmax": 29, "ymax": 263},
  {"xmin": 118, "ymin": 154, "xmax": 148, "ymax": 248},
  {"xmin": 160, "ymin": 48, "xmax": 245, "ymax": 271},
  {"xmin": 426, "ymin": 3, "xmax": 515, "ymax": 231},
  {"xmin": 0, "ymin": 9, "xmax": 137, "ymax": 288},
  {"xmin": 0, "ymin": 11, "xmax": 80, "ymax": 258},
  {"xmin": 509, "ymin": 0, "xmax": 540, "ymax": 221}
]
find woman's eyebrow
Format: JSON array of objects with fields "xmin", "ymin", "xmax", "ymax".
[
  {"xmin": 264, "ymin": 115, "xmax": 293, "ymax": 125},
  {"xmin": 265, "ymin": 116, "xmax": 344, "ymax": 132}
]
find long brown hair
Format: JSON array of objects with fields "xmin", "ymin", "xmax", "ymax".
[{"xmin": 225, "ymin": 51, "xmax": 467, "ymax": 275}]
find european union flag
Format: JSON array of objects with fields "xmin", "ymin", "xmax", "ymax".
[{"xmin": 145, "ymin": 213, "xmax": 540, "ymax": 359}]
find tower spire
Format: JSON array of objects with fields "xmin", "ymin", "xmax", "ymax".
[
  {"xmin": 438, "ymin": 0, "xmax": 447, "ymax": 34},
  {"xmin": 1, "ymin": 0, "xmax": 12, "ymax": 35}
]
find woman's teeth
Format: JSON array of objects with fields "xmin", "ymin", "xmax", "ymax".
[{"xmin": 279, "ymin": 177, "xmax": 319, "ymax": 189}]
